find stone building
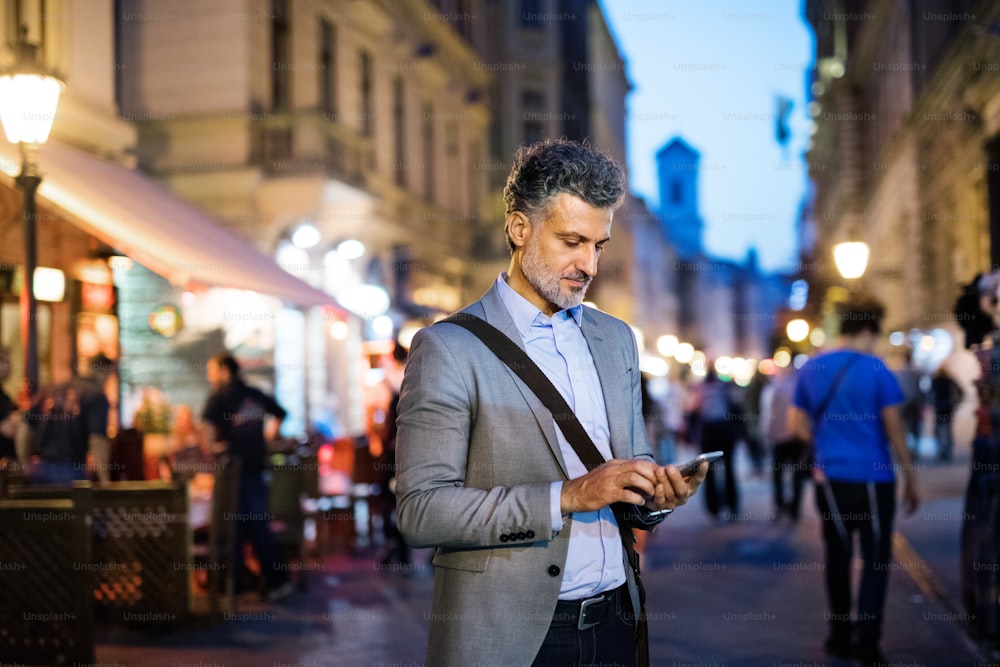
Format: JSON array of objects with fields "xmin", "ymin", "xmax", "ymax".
[
  {"xmin": 805, "ymin": 0, "xmax": 1000, "ymax": 339},
  {"xmin": 657, "ymin": 136, "xmax": 792, "ymax": 361},
  {"xmin": 0, "ymin": 0, "xmax": 494, "ymax": 442},
  {"xmin": 470, "ymin": 0, "xmax": 675, "ymax": 348}
]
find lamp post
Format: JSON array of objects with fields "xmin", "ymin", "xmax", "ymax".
[{"xmin": 0, "ymin": 31, "xmax": 63, "ymax": 398}]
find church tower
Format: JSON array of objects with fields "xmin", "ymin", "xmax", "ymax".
[{"xmin": 656, "ymin": 137, "xmax": 704, "ymax": 260}]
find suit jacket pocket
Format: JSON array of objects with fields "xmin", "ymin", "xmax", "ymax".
[{"xmin": 432, "ymin": 546, "xmax": 491, "ymax": 573}]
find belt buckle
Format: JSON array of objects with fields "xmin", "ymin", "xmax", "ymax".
[{"xmin": 577, "ymin": 595, "xmax": 606, "ymax": 631}]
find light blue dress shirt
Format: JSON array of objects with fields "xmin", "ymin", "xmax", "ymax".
[{"xmin": 495, "ymin": 274, "xmax": 627, "ymax": 599}]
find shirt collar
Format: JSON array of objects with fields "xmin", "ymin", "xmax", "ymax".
[{"xmin": 494, "ymin": 273, "xmax": 584, "ymax": 337}]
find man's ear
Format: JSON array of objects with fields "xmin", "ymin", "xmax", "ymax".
[{"xmin": 506, "ymin": 211, "xmax": 531, "ymax": 249}]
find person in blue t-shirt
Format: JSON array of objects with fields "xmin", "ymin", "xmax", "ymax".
[{"xmin": 788, "ymin": 294, "xmax": 920, "ymax": 667}]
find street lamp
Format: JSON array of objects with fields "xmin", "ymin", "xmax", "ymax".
[
  {"xmin": 833, "ymin": 241, "xmax": 870, "ymax": 280},
  {"xmin": 0, "ymin": 30, "xmax": 63, "ymax": 397}
]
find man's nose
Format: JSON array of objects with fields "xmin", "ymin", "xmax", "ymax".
[{"xmin": 578, "ymin": 246, "xmax": 599, "ymax": 277}]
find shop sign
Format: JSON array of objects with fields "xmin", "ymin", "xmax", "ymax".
[
  {"xmin": 81, "ymin": 281, "xmax": 115, "ymax": 312},
  {"xmin": 149, "ymin": 304, "xmax": 183, "ymax": 338}
]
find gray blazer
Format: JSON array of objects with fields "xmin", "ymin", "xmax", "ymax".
[{"xmin": 396, "ymin": 283, "xmax": 657, "ymax": 666}]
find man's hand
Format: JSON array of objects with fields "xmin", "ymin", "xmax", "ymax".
[
  {"xmin": 645, "ymin": 460, "xmax": 708, "ymax": 512},
  {"xmin": 560, "ymin": 459, "xmax": 662, "ymax": 514}
]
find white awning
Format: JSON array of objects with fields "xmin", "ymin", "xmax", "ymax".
[{"xmin": 0, "ymin": 139, "xmax": 341, "ymax": 310}]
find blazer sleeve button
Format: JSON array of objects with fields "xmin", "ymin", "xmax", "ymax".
[
  {"xmin": 500, "ymin": 534, "xmax": 509, "ymax": 542},
  {"xmin": 516, "ymin": 532, "xmax": 526, "ymax": 540},
  {"xmin": 526, "ymin": 530, "xmax": 535, "ymax": 539},
  {"xmin": 547, "ymin": 565, "xmax": 561, "ymax": 577}
]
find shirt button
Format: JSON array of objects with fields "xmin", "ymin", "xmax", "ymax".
[{"xmin": 548, "ymin": 565, "xmax": 561, "ymax": 577}]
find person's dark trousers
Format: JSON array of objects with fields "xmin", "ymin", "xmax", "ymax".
[
  {"xmin": 815, "ymin": 479, "xmax": 896, "ymax": 649},
  {"xmin": 934, "ymin": 412, "xmax": 954, "ymax": 460},
  {"xmin": 701, "ymin": 422, "xmax": 738, "ymax": 517},
  {"xmin": 772, "ymin": 438, "xmax": 808, "ymax": 519},
  {"xmin": 962, "ymin": 437, "xmax": 1000, "ymax": 644},
  {"xmin": 531, "ymin": 584, "xmax": 636, "ymax": 667},
  {"xmin": 746, "ymin": 434, "xmax": 765, "ymax": 476},
  {"xmin": 236, "ymin": 473, "xmax": 288, "ymax": 592}
]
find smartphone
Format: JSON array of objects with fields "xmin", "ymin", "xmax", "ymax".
[{"xmin": 676, "ymin": 450, "xmax": 724, "ymax": 477}]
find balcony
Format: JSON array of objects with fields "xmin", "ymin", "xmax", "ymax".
[{"xmin": 253, "ymin": 112, "xmax": 374, "ymax": 189}]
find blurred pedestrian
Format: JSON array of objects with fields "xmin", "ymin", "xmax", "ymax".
[
  {"xmin": 170, "ymin": 404, "xmax": 213, "ymax": 480},
  {"xmin": 202, "ymin": 352, "xmax": 293, "ymax": 602},
  {"xmin": 640, "ymin": 374, "xmax": 667, "ymax": 463},
  {"xmin": 660, "ymin": 369, "xmax": 687, "ymax": 463},
  {"xmin": 20, "ymin": 354, "xmax": 114, "ymax": 484},
  {"xmin": 0, "ymin": 347, "xmax": 18, "ymax": 464},
  {"xmin": 743, "ymin": 370, "xmax": 767, "ymax": 477},
  {"xmin": 761, "ymin": 364, "xmax": 808, "ymax": 521},
  {"xmin": 894, "ymin": 354, "xmax": 923, "ymax": 457},
  {"xmin": 695, "ymin": 367, "xmax": 741, "ymax": 520},
  {"xmin": 931, "ymin": 368, "xmax": 962, "ymax": 462},
  {"xmin": 375, "ymin": 341, "xmax": 410, "ymax": 569},
  {"xmin": 789, "ymin": 294, "xmax": 919, "ymax": 667},
  {"xmin": 954, "ymin": 271, "xmax": 1000, "ymax": 653}
]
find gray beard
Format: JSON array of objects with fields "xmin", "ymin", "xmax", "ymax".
[{"xmin": 521, "ymin": 241, "xmax": 590, "ymax": 311}]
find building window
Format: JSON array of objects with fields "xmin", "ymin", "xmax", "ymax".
[
  {"xmin": 522, "ymin": 90, "xmax": 545, "ymax": 111},
  {"xmin": 114, "ymin": 0, "xmax": 125, "ymax": 114},
  {"xmin": 469, "ymin": 140, "xmax": 481, "ymax": 218},
  {"xmin": 521, "ymin": 0, "xmax": 544, "ymax": 29},
  {"xmin": 457, "ymin": 0, "xmax": 473, "ymax": 40},
  {"xmin": 271, "ymin": 0, "xmax": 291, "ymax": 111},
  {"xmin": 360, "ymin": 50, "xmax": 373, "ymax": 136},
  {"xmin": 393, "ymin": 77, "xmax": 405, "ymax": 186},
  {"xmin": 524, "ymin": 121, "xmax": 545, "ymax": 146},
  {"xmin": 986, "ymin": 135, "xmax": 1000, "ymax": 268},
  {"xmin": 671, "ymin": 180, "xmax": 683, "ymax": 205},
  {"xmin": 319, "ymin": 18, "xmax": 336, "ymax": 118},
  {"xmin": 423, "ymin": 102, "xmax": 435, "ymax": 203}
]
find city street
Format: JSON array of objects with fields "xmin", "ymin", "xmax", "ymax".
[{"xmin": 94, "ymin": 440, "xmax": 990, "ymax": 667}]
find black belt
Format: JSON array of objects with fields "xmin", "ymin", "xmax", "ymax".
[{"xmin": 554, "ymin": 584, "xmax": 625, "ymax": 631}]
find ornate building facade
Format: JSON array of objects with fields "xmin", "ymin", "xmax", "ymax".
[{"xmin": 805, "ymin": 0, "xmax": 1000, "ymax": 339}]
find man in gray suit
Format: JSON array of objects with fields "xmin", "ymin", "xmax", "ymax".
[{"xmin": 396, "ymin": 139, "xmax": 707, "ymax": 666}]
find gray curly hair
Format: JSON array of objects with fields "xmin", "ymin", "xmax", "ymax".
[{"xmin": 502, "ymin": 139, "xmax": 626, "ymax": 252}]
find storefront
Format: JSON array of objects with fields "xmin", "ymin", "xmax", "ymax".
[{"xmin": 0, "ymin": 139, "xmax": 365, "ymax": 456}]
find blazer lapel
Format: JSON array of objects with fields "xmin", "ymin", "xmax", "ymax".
[
  {"xmin": 474, "ymin": 285, "xmax": 570, "ymax": 479},
  {"xmin": 582, "ymin": 309, "xmax": 632, "ymax": 459}
]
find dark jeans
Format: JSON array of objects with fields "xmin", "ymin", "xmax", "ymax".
[
  {"xmin": 815, "ymin": 479, "xmax": 896, "ymax": 647},
  {"xmin": 701, "ymin": 422, "xmax": 739, "ymax": 517},
  {"xmin": 772, "ymin": 438, "xmax": 809, "ymax": 519},
  {"xmin": 237, "ymin": 474, "xmax": 287, "ymax": 591},
  {"xmin": 934, "ymin": 412, "xmax": 954, "ymax": 460},
  {"xmin": 532, "ymin": 586, "xmax": 636, "ymax": 667},
  {"xmin": 26, "ymin": 460, "xmax": 87, "ymax": 484},
  {"xmin": 962, "ymin": 436, "xmax": 1000, "ymax": 643}
]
